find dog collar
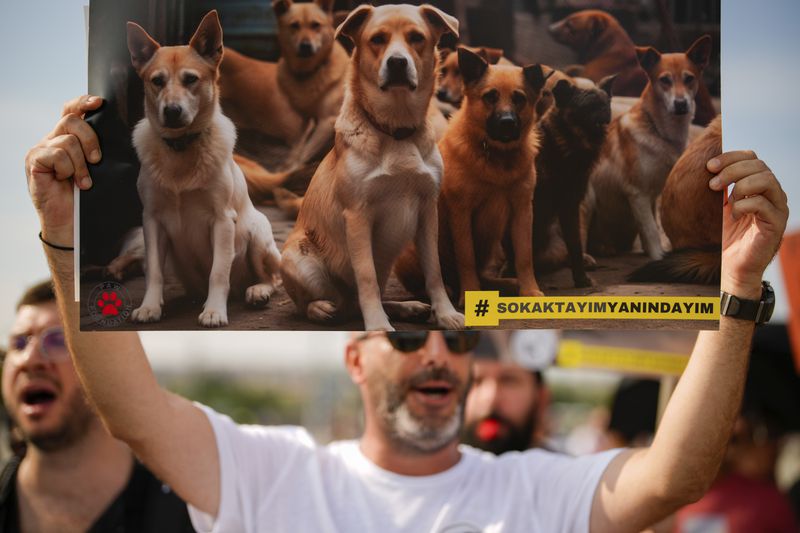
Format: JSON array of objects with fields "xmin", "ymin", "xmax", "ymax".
[
  {"xmin": 364, "ymin": 111, "xmax": 417, "ymax": 141},
  {"xmin": 162, "ymin": 132, "xmax": 202, "ymax": 152}
]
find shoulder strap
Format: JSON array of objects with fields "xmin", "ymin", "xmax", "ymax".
[{"xmin": 0, "ymin": 455, "xmax": 23, "ymax": 529}]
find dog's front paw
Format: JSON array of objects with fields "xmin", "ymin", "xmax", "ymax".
[
  {"xmin": 245, "ymin": 284, "xmax": 274, "ymax": 308},
  {"xmin": 582, "ymin": 253, "xmax": 597, "ymax": 270},
  {"xmin": 384, "ymin": 301, "xmax": 431, "ymax": 322},
  {"xmin": 131, "ymin": 305, "xmax": 162, "ymax": 323},
  {"xmin": 308, "ymin": 300, "xmax": 338, "ymax": 322},
  {"xmin": 364, "ymin": 314, "xmax": 394, "ymax": 332},
  {"xmin": 433, "ymin": 309, "xmax": 465, "ymax": 330},
  {"xmin": 198, "ymin": 307, "xmax": 229, "ymax": 328}
]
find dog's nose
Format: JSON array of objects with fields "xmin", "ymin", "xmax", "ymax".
[
  {"xmin": 436, "ymin": 88, "xmax": 450, "ymax": 102},
  {"xmin": 387, "ymin": 55, "xmax": 408, "ymax": 74},
  {"xmin": 488, "ymin": 112, "xmax": 521, "ymax": 142},
  {"xmin": 497, "ymin": 113, "xmax": 519, "ymax": 130},
  {"xmin": 163, "ymin": 104, "xmax": 183, "ymax": 127},
  {"xmin": 298, "ymin": 40, "xmax": 314, "ymax": 58},
  {"xmin": 674, "ymin": 99, "xmax": 689, "ymax": 115}
]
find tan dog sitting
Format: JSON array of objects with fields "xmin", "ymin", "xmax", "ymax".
[
  {"xmin": 127, "ymin": 11, "xmax": 282, "ymax": 328},
  {"xmin": 280, "ymin": 4, "xmax": 464, "ymax": 331}
]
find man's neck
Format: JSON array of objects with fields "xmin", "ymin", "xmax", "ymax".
[{"xmin": 359, "ymin": 426, "xmax": 462, "ymax": 476}]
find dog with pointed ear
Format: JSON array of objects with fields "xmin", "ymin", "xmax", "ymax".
[
  {"xmin": 635, "ymin": 35, "xmax": 711, "ymax": 119},
  {"xmin": 395, "ymin": 46, "xmax": 553, "ymax": 301},
  {"xmin": 126, "ymin": 10, "xmax": 284, "ymax": 328},
  {"xmin": 126, "ymin": 10, "xmax": 224, "ymax": 132}
]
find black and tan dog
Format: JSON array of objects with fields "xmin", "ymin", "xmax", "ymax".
[
  {"xmin": 396, "ymin": 47, "xmax": 551, "ymax": 304},
  {"xmin": 533, "ymin": 73, "xmax": 614, "ymax": 288}
]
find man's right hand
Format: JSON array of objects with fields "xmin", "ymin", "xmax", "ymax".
[{"xmin": 24, "ymin": 95, "xmax": 103, "ymax": 246}]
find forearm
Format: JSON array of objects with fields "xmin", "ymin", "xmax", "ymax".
[
  {"xmin": 645, "ymin": 280, "xmax": 760, "ymax": 501},
  {"xmin": 44, "ymin": 233, "xmax": 167, "ymax": 443}
]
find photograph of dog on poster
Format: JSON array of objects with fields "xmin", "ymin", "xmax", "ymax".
[{"xmin": 79, "ymin": 0, "xmax": 722, "ymax": 331}]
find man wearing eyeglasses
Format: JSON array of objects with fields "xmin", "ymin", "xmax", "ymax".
[
  {"xmin": 0, "ymin": 281, "xmax": 195, "ymax": 532},
  {"xmin": 23, "ymin": 95, "xmax": 790, "ymax": 532}
]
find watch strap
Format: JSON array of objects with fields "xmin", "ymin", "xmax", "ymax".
[{"xmin": 720, "ymin": 281, "xmax": 774, "ymax": 325}]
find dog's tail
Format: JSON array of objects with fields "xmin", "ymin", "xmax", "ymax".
[
  {"xmin": 273, "ymin": 188, "xmax": 304, "ymax": 219},
  {"xmin": 627, "ymin": 247, "xmax": 721, "ymax": 285},
  {"xmin": 235, "ymin": 154, "xmax": 318, "ymax": 204}
]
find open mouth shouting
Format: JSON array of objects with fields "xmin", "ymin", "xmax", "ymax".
[
  {"xmin": 410, "ymin": 379, "xmax": 457, "ymax": 409},
  {"xmin": 18, "ymin": 381, "xmax": 59, "ymax": 419}
]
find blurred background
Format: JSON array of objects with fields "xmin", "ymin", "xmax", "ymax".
[{"xmin": 0, "ymin": 0, "xmax": 798, "ymax": 529}]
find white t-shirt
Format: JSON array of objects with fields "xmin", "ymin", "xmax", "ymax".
[{"xmin": 189, "ymin": 405, "xmax": 621, "ymax": 533}]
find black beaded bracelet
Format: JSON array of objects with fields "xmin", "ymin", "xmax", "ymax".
[{"xmin": 39, "ymin": 231, "xmax": 74, "ymax": 251}]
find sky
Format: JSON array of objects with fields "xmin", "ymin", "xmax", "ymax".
[{"xmin": 0, "ymin": 0, "xmax": 797, "ymax": 370}]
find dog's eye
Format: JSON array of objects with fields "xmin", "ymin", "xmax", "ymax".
[
  {"xmin": 408, "ymin": 31, "xmax": 425, "ymax": 45},
  {"xmin": 290, "ymin": 21, "xmax": 301, "ymax": 31},
  {"xmin": 311, "ymin": 21, "xmax": 321, "ymax": 30},
  {"xmin": 151, "ymin": 75, "xmax": 165, "ymax": 88},
  {"xmin": 683, "ymin": 73, "xmax": 696, "ymax": 84},
  {"xmin": 512, "ymin": 91, "xmax": 527, "ymax": 107},
  {"xmin": 183, "ymin": 74, "xmax": 199, "ymax": 86},
  {"xmin": 659, "ymin": 75, "xmax": 673, "ymax": 87},
  {"xmin": 370, "ymin": 33, "xmax": 387, "ymax": 46},
  {"xmin": 482, "ymin": 90, "xmax": 499, "ymax": 105}
]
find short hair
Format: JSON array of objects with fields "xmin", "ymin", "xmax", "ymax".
[{"xmin": 15, "ymin": 280, "xmax": 56, "ymax": 310}]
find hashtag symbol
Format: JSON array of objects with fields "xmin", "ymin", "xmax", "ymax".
[{"xmin": 474, "ymin": 299, "xmax": 490, "ymax": 317}]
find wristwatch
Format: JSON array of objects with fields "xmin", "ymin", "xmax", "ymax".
[{"xmin": 720, "ymin": 280, "xmax": 775, "ymax": 325}]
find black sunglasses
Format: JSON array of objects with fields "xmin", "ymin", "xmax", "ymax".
[{"xmin": 359, "ymin": 331, "xmax": 481, "ymax": 354}]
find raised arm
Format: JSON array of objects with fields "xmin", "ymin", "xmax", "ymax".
[
  {"xmin": 25, "ymin": 96, "xmax": 221, "ymax": 516},
  {"xmin": 589, "ymin": 151, "xmax": 789, "ymax": 533}
]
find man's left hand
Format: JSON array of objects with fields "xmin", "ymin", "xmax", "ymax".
[{"xmin": 709, "ymin": 151, "xmax": 789, "ymax": 297}]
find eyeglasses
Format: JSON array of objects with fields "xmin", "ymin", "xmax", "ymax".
[
  {"xmin": 7, "ymin": 326, "xmax": 68, "ymax": 362},
  {"xmin": 358, "ymin": 331, "xmax": 481, "ymax": 354}
]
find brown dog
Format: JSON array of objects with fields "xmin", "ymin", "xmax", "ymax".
[
  {"xmin": 628, "ymin": 115, "xmax": 723, "ymax": 284},
  {"xmin": 396, "ymin": 47, "xmax": 551, "ymax": 304},
  {"xmin": 549, "ymin": 9, "xmax": 716, "ymax": 126},
  {"xmin": 219, "ymin": 0, "xmax": 349, "ymax": 168},
  {"xmin": 586, "ymin": 36, "xmax": 712, "ymax": 261},
  {"xmin": 280, "ymin": 4, "xmax": 464, "ymax": 331}
]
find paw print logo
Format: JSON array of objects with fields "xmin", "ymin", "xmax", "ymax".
[
  {"xmin": 88, "ymin": 281, "xmax": 132, "ymax": 328},
  {"xmin": 97, "ymin": 291, "xmax": 123, "ymax": 317}
]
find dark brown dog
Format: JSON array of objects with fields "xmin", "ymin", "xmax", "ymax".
[
  {"xmin": 549, "ymin": 9, "xmax": 716, "ymax": 126},
  {"xmin": 533, "ymin": 74, "xmax": 614, "ymax": 288},
  {"xmin": 396, "ymin": 47, "xmax": 551, "ymax": 305}
]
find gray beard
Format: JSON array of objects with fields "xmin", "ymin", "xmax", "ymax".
[
  {"xmin": 387, "ymin": 401, "xmax": 463, "ymax": 454},
  {"xmin": 379, "ymin": 376, "xmax": 465, "ymax": 454}
]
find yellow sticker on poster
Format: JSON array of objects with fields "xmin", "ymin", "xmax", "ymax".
[{"xmin": 465, "ymin": 291, "xmax": 719, "ymax": 327}]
